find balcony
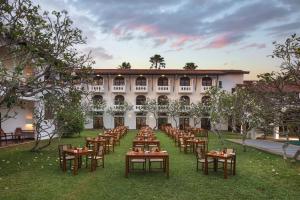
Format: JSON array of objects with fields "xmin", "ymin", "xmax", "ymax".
[
  {"xmin": 89, "ymin": 85, "xmax": 104, "ymax": 93},
  {"xmin": 112, "ymin": 85, "xmax": 126, "ymax": 93},
  {"xmin": 156, "ymin": 86, "xmax": 170, "ymax": 93},
  {"xmin": 93, "ymin": 106, "xmax": 104, "ymax": 112},
  {"xmin": 134, "ymin": 105, "xmax": 144, "ymax": 112},
  {"xmin": 181, "ymin": 105, "xmax": 191, "ymax": 112},
  {"xmin": 179, "ymin": 85, "xmax": 193, "ymax": 93},
  {"xmin": 201, "ymin": 86, "xmax": 212, "ymax": 93},
  {"xmin": 158, "ymin": 105, "xmax": 168, "ymax": 111},
  {"xmin": 134, "ymin": 85, "xmax": 148, "ymax": 93},
  {"xmin": 113, "ymin": 105, "xmax": 125, "ymax": 111}
]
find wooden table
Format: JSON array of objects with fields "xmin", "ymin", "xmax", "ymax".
[
  {"xmin": 63, "ymin": 149, "xmax": 92, "ymax": 175},
  {"xmin": 132, "ymin": 140, "xmax": 160, "ymax": 149},
  {"xmin": 125, "ymin": 151, "xmax": 169, "ymax": 178},
  {"xmin": 204, "ymin": 151, "xmax": 236, "ymax": 179},
  {"xmin": 186, "ymin": 139, "xmax": 206, "ymax": 153}
]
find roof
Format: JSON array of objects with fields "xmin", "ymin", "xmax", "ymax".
[{"xmin": 91, "ymin": 68, "xmax": 249, "ymax": 76}]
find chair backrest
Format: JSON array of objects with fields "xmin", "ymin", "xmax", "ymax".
[
  {"xmin": 15, "ymin": 127, "xmax": 22, "ymax": 135},
  {"xmin": 0, "ymin": 128, "xmax": 6, "ymax": 136},
  {"xmin": 225, "ymin": 148, "xmax": 235, "ymax": 155},
  {"xmin": 58, "ymin": 144, "xmax": 72, "ymax": 159},
  {"xmin": 196, "ymin": 146, "xmax": 205, "ymax": 159},
  {"xmin": 150, "ymin": 146, "xmax": 160, "ymax": 152}
]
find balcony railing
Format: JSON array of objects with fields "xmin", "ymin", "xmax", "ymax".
[
  {"xmin": 89, "ymin": 85, "xmax": 104, "ymax": 93},
  {"xmin": 113, "ymin": 105, "xmax": 125, "ymax": 111},
  {"xmin": 93, "ymin": 106, "xmax": 104, "ymax": 112},
  {"xmin": 156, "ymin": 86, "xmax": 170, "ymax": 93},
  {"xmin": 181, "ymin": 105, "xmax": 191, "ymax": 112},
  {"xmin": 201, "ymin": 85, "xmax": 212, "ymax": 93},
  {"xmin": 179, "ymin": 85, "xmax": 193, "ymax": 93},
  {"xmin": 134, "ymin": 85, "xmax": 148, "ymax": 93},
  {"xmin": 112, "ymin": 85, "xmax": 126, "ymax": 93},
  {"xmin": 134, "ymin": 105, "xmax": 144, "ymax": 112},
  {"xmin": 158, "ymin": 105, "xmax": 168, "ymax": 111}
]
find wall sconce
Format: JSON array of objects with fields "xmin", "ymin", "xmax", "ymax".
[{"xmin": 118, "ymin": 74, "xmax": 122, "ymax": 77}]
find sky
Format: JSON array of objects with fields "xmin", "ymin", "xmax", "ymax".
[{"xmin": 34, "ymin": 0, "xmax": 300, "ymax": 79}]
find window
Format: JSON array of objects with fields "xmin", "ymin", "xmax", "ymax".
[
  {"xmin": 136, "ymin": 95, "xmax": 146, "ymax": 105},
  {"xmin": 114, "ymin": 95, "xmax": 125, "ymax": 105},
  {"xmin": 93, "ymin": 76, "xmax": 103, "ymax": 85},
  {"xmin": 93, "ymin": 95, "xmax": 103, "ymax": 104},
  {"xmin": 157, "ymin": 77, "xmax": 168, "ymax": 86},
  {"xmin": 158, "ymin": 95, "xmax": 168, "ymax": 105},
  {"xmin": 202, "ymin": 77, "xmax": 212, "ymax": 86},
  {"xmin": 202, "ymin": 96, "xmax": 210, "ymax": 104},
  {"xmin": 218, "ymin": 81, "xmax": 223, "ymax": 88},
  {"xmin": 136, "ymin": 77, "xmax": 147, "ymax": 86},
  {"xmin": 180, "ymin": 77, "xmax": 190, "ymax": 86},
  {"xmin": 113, "ymin": 77, "xmax": 125, "ymax": 85},
  {"xmin": 180, "ymin": 96, "xmax": 190, "ymax": 105}
]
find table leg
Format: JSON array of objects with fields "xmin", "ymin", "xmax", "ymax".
[
  {"xmin": 233, "ymin": 156, "xmax": 236, "ymax": 175},
  {"xmin": 125, "ymin": 156, "xmax": 129, "ymax": 178},
  {"xmin": 166, "ymin": 156, "xmax": 169, "ymax": 178},
  {"xmin": 224, "ymin": 158, "xmax": 228, "ymax": 179},
  {"xmin": 63, "ymin": 153, "xmax": 67, "ymax": 172},
  {"xmin": 204, "ymin": 155, "xmax": 208, "ymax": 175},
  {"xmin": 73, "ymin": 155, "xmax": 78, "ymax": 175}
]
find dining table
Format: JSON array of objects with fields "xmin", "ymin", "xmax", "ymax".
[
  {"xmin": 132, "ymin": 139, "xmax": 160, "ymax": 149},
  {"xmin": 204, "ymin": 151, "xmax": 236, "ymax": 179},
  {"xmin": 63, "ymin": 148, "xmax": 93, "ymax": 175},
  {"xmin": 125, "ymin": 151, "xmax": 169, "ymax": 178}
]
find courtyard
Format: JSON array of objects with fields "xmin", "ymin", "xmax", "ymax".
[{"xmin": 0, "ymin": 130, "xmax": 299, "ymax": 200}]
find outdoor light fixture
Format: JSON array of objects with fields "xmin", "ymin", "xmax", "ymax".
[
  {"xmin": 118, "ymin": 74, "xmax": 122, "ymax": 77},
  {"xmin": 96, "ymin": 74, "xmax": 100, "ymax": 77},
  {"xmin": 161, "ymin": 75, "xmax": 165, "ymax": 77}
]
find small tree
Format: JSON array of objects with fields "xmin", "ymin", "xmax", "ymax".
[
  {"xmin": 138, "ymin": 98, "xmax": 161, "ymax": 129},
  {"xmin": 183, "ymin": 62, "xmax": 198, "ymax": 70},
  {"xmin": 106, "ymin": 101, "xmax": 133, "ymax": 117},
  {"xmin": 149, "ymin": 54, "xmax": 166, "ymax": 69},
  {"xmin": 190, "ymin": 101, "xmax": 209, "ymax": 127},
  {"xmin": 166, "ymin": 100, "xmax": 185, "ymax": 128},
  {"xmin": 118, "ymin": 62, "xmax": 131, "ymax": 69}
]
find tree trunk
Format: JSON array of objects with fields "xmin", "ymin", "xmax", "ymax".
[{"xmin": 241, "ymin": 124, "xmax": 247, "ymax": 152}]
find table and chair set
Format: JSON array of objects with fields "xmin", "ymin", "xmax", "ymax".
[
  {"xmin": 0, "ymin": 127, "xmax": 35, "ymax": 146},
  {"xmin": 163, "ymin": 125, "xmax": 236, "ymax": 179},
  {"xmin": 58, "ymin": 126, "xmax": 128, "ymax": 175},
  {"xmin": 125, "ymin": 126, "xmax": 169, "ymax": 178}
]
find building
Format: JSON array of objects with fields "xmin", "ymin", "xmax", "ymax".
[{"xmin": 79, "ymin": 69, "xmax": 249, "ymax": 130}]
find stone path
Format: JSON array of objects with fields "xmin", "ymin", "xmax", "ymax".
[{"xmin": 228, "ymin": 139, "xmax": 300, "ymax": 160}]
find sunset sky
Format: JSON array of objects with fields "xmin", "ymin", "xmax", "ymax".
[{"xmin": 35, "ymin": 0, "xmax": 300, "ymax": 79}]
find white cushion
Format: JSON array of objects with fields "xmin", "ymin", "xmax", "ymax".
[
  {"xmin": 218, "ymin": 159, "xmax": 234, "ymax": 163},
  {"xmin": 131, "ymin": 159, "xmax": 146, "ymax": 163},
  {"xmin": 65, "ymin": 156, "xmax": 75, "ymax": 160},
  {"xmin": 149, "ymin": 159, "xmax": 164, "ymax": 162},
  {"xmin": 198, "ymin": 158, "xmax": 213, "ymax": 163}
]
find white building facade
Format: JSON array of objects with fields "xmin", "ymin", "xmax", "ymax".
[{"xmin": 80, "ymin": 69, "xmax": 249, "ymax": 130}]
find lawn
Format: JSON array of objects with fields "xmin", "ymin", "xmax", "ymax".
[{"xmin": 0, "ymin": 130, "xmax": 299, "ymax": 200}]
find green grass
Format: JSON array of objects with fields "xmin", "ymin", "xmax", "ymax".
[{"xmin": 0, "ymin": 130, "xmax": 299, "ymax": 200}]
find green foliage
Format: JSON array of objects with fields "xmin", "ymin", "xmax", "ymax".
[
  {"xmin": 183, "ymin": 62, "xmax": 198, "ymax": 70},
  {"xmin": 118, "ymin": 62, "xmax": 131, "ymax": 69},
  {"xmin": 149, "ymin": 54, "xmax": 166, "ymax": 69}
]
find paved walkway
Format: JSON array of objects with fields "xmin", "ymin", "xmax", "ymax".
[{"xmin": 228, "ymin": 139, "xmax": 300, "ymax": 160}]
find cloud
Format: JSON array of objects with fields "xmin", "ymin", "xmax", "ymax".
[
  {"xmin": 84, "ymin": 47, "xmax": 113, "ymax": 60},
  {"xmin": 35, "ymin": 0, "xmax": 300, "ymax": 50},
  {"xmin": 240, "ymin": 43, "xmax": 266, "ymax": 50},
  {"xmin": 199, "ymin": 33, "xmax": 245, "ymax": 49}
]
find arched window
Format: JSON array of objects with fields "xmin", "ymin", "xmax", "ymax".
[
  {"xmin": 202, "ymin": 77, "xmax": 212, "ymax": 86},
  {"xmin": 136, "ymin": 77, "xmax": 147, "ymax": 86},
  {"xmin": 113, "ymin": 77, "xmax": 125, "ymax": 85},
  {"xmin": 157, "ymin": 77, "xmax": 168, "ymax": 86},
  {"xmin": 114, "ymin": 95, "xmax": 125, "ymax": 105},
  {"xmin": 180, "ymin": 77, "xmax": 190, "ymax": 86},
  {"xmin": 180, "ymin": 96, "xmax": 190, "ymax": 105},
  {"xmin": 93, "ymin": 95, "xmax": 103, "ymax": 104},
  {"xmin": 158, "ymin": 95, "xmax": 169, "ymax": 105},
  {"xmin": 93, "ymin": 75, "xmax": 103, "ymax": 85},
  {"xmin": 202, "ymin": 96, "xmax": 210, "ymax": 104},
  {"xmin": 136, "ymin": 95, "xmax": 146, "ymax": 105}
]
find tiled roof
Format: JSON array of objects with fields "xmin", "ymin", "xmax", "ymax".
[{"xmin": 92, "ymin": 68, "xmax": 249, "ymax": 75}]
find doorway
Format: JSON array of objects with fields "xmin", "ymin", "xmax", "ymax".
[
  {"xmin": 93, "ymin": 116, "xmax": 103, "ymax": 129},
  {"xmin": 201, "ymin": 118, "xmax": 211, "ymax": 130}
]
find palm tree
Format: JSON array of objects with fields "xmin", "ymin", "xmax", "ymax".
[
  {"xmin": 149, "ymin": 54, "xmax": 166, "ymax": 69},
  {"xmin": 183, "ymin": 62, "xmax": 198, "ymax": 70},
  {"xmin": 118, "ymin": 62, "xmax": 131, "ymax": 69}
]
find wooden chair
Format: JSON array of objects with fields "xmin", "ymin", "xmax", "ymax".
[
  {"xmin": 179, "ymin": 138, "xmax": 192, "ymax": 153},
  {"xmin": 196, "ymin": 147, "xmax": 213, "ymax": 171},
  {"xmin": 218, "ymin": 148, "xmax": 236, "ymax": 174},
  {"xmin": 86, "ymin": 144, "xmax": 104, "ymax": 171},
  {"xmin": 148, "ymin": 147, "xmax": 164, "ymax": 172},
  {"xmin": 14, "ymin": 127, "xmax": 23, "ymax": 143},
  {"xmin": 58, "ymin": 144, "xmax": 75, "ymax": 170},
  {"xmin": 0, "ymin": 128, "xmax": 9, "ymax": 145},
  {"xmin": 130, "ymin": 147, "xmax": 146, "ymax": 172},
  {"xmin": 107, "ymin": 137, "xmax": 114, "ymax": 153}
]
